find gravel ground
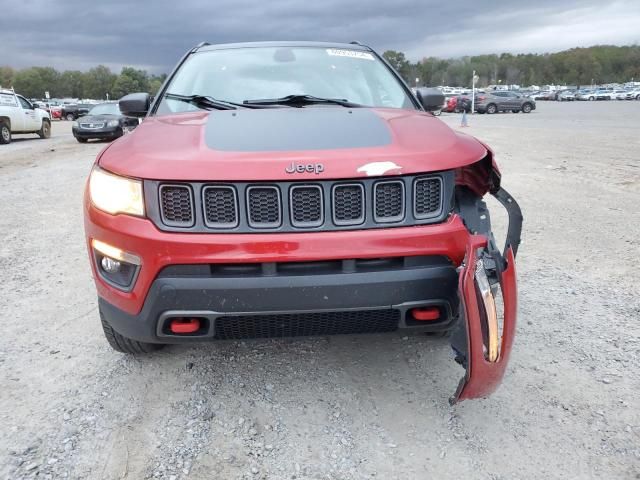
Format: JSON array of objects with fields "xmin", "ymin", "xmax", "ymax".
[{"xmin": 1, "ymin": 101, "xmax": 639, "ymax": 480}]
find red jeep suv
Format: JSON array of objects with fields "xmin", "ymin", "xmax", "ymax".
[{"xmin": 84, "ymin": 42, "xmax": 522, "ymax": 403}]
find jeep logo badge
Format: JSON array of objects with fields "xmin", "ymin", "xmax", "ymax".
[{"xmin": 285, "ymin": 162, "xmax": 325, "ymax": 175}]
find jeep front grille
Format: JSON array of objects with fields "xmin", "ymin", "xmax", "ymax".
[{"xmin": 148, "ymin": 172, "xmax": 449, "ymax": 232}]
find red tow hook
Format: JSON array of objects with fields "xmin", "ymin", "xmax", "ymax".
[
  {"xmin": 410, "ymin": 307, "xmax": 440, "ymax": 321},
  {"xmin": 169, "ymin": 318, "xmax": 201, "ymax": 334}
]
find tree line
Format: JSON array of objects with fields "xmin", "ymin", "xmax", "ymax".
[
  {"xmin": 383, "ymin": 45, "xmax": 640, "ymax": 87},
  {"xmin": 1, "ymin": 45, "xmax": 638, "ymax": 99},
  {"xmin": 0, "ymin": 65, "xmax": 167, "ymax": 100}
]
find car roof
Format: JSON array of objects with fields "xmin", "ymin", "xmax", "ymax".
[{"xmin": 196, "ymin": 41, "xmax": 372, "ymax": 53}]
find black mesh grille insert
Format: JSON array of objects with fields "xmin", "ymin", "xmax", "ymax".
[
  {"xmin": 414, "ymin": 177, "xmax": 442, "ymax": 217},
  {"xmin": 333, "ymin": 184, "xmax": 364, "ymax": 224},
  {"xmin": 247, "ymin": 187, "xmax": 281, "ymax": 227},
  {"xmin": 160, "ymin": 185, "xmax": 193, "ymax": 226},
  {"xmin": 214, "ymin": 309, "xmax": 400, "ymax": 339},
  {"xmin": 291, "ymin": 186, "xmax": 323, "ymax": 226},
  {"xmin": 203, "ymin": 186, "xmax": 237, "ymax": 227},
  {"xmin": 375, "ymin": 181, "xmax": 404, "ymax": 221}
]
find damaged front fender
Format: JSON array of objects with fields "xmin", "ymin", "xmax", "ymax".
[{"xmin": 450, "ymin": 187, "xmax": 522, "ymax": 404}]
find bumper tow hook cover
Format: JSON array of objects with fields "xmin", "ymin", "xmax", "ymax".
[
  {"xmin": 410, "ymin": 307, "xmax": 440, "ymax": 321},
  {"xmin": 169, "ymin": 318, "xmax": 201, "ymax": 334}
]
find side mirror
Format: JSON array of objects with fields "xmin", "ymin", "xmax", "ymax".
[
  {"xmin": 119, "ymin": 92, "xmax": 150, "ymax": 117},
  {"xmin": 415, "ymin": 87, "xmax": 445, "ymax": 112}
]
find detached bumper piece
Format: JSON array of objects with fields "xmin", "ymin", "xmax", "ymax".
[{"xmin": 450, "ymin": 187, "xmax": 522, "ymax": 404}]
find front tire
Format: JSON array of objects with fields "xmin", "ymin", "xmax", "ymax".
[
  {"xmin": 521, "ymin": 103, "xmax": 533, "ymax": 113},
  {"xmin": 100, "ymin": 311, "xmax": 164, "ymax": 354},
  {"xmin": 38, "ymin": 120, "xmax": 51, "ymax": 139},
  {"xmin": 76, "ymin": 137, "xmax": 88, "ymax": 143},
  {"xmin": 65, "ymin": 113, "xmax": 75, "ymax": 121},
  {"xmin": 0, "ymin": 122, "xmax": 10, "ymax": 144},
  {"xmin": 486, "ymin": 104, "xmax": 497, "ymax": 114}
]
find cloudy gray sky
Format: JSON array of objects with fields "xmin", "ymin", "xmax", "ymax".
[{"xmin": 1, "ymin": 0, "xmax": 639, "ymax": 73}]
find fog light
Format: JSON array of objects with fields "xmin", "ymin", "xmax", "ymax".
[
  {"xmin": 101, "ymin": 256, "xmax": 121, "ymax": 273},
  {"xmin": 92, "ymin": 239, "xmax": 140, "ymax": 290}
]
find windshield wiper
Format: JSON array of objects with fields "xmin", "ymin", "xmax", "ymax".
[
  {"xmin": 242, "ymin": 94, "xmax": 361, "ymax": 108},
  {"xmin": 165, "ymin": 93, "xmax": 251, "ymax": 110}
]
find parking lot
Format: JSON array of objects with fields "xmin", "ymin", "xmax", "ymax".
[{"xmin": 1, "ymin": 101, "xmax": 639, "ymax": 479}]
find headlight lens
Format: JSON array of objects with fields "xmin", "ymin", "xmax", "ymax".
[
  {"xmin": 107, "ymin": 119, "xmax": 120, "ymax": 127},
  {"xmin": 89, "ymin": 166, "xmax": 144, "ymax": 216}
]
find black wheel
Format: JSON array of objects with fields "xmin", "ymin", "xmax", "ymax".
[
  {"xmin": 65, "ymin": 113, "xmax": 75, "ymax": 121},
  {"xmin": 37, "ymin": 120, "xmax": 51, "ymax": 139},
  {"xmin": 0, "ymin": 121, "xmax": 10, "ymax": 144},
  {"xmin": 636, "ymin": 94, "xmax": 640, "ymax": 100},
  {"xmin": 100, "ymin": 311, "xmax": 164, "ymax": 354},
  {"xmin": 76, "ymin": 137, "xmax": 88, "ymax": 143},
  {"xmin": 431, "ymin": 109, "xmax": 442, "ymax": 117},
  {"xmin": 589, "ymin": 96, "xmax": 595, "ymax": 101},
  {"xmin": 486, "ymin": 103, "xmax": 497, "ymax": 114},
  {"xmin": 522, "ymin": 103, "xmax": 533, "ymax": 113},
  {"xmin": 511, "ymin": 109, "xmax": 519, "ymax": 113}
]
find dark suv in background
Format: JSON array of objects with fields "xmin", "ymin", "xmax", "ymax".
[{"xmin": 476, "ymin": 91, "xmax": 536, "ymax": 114}]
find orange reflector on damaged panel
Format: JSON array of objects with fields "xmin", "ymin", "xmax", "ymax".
[
  {"xmin": 169, "ymin": 318, "xmax": 201, "ymax": 334},
  {"xmin": 410, "ymin": 307, "xmax": 440, "ymax": 321}
]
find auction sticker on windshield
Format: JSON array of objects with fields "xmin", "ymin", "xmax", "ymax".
[{"xmin": 326, "ymin": 49, "xmax": 375, "ymax": 60}]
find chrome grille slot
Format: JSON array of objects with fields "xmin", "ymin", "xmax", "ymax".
[
  {"xmin": 374, "ymin": 180, "xmax": 405, "ymax": 222},
  {"xmin": 414, "ymin": 177, "xmax": 443, "ymax": 218},
  {"xmin": 332, "ymin": 183, "xmax": 365, "ymax": 225},
  {"xmin": 203, "ymin": 186, "xmax": 238, "ymax": 228},
  {"xmin": 290, "ymin": 185, "xmax": 323, "ymax": 227},
  {"xmin": 247, "ymin": 186, "xmax": 281, "ymax": 228},
  {"xmin": 159, "ymin": 185, "xmax": 194, "ymax": 227}
]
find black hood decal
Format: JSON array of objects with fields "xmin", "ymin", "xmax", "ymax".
[{"xmin": 205, "ymin": 108, "xmax": 391, "ymax": 152}]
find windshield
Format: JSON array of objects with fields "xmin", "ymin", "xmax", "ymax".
[
  {"xmin": 89, "ymin": 103, "xmax": 120, "ymax": 115},
  {"xmin": 156, "ymin": 46, "xmax": 415, "ymax": 114}
]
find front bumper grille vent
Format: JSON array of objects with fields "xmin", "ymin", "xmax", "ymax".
[{"xmin": 214, "ymin": 309, "xmax": 400, "ymax": 339}]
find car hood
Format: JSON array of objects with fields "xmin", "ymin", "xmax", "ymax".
[{"xmin": 99, "ymin": 107, "xmax": 487, "ymax": 181}]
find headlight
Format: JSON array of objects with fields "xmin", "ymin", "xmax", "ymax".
[
  {"xmin": 72, "ymin": 121, "xmax": 78, "ymax": 127},
  {"xmin": 89, "ymin": 166, "xmax": 144, "ymax": 216},
  {"xmin": 107, "ymin": 119, "xmax": 120, "ymax": 127}
]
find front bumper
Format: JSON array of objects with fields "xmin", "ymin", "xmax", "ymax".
[
  {"xmin": 73, "ymin": 126, "xmax": 120, "ymax": 139},
  {"xmin": 85, "ymin": 186, "xmax": 522, "ymax": 403}
]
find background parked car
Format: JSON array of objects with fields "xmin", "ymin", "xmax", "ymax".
[
  {"xmin": 595, "ymin": 89, "xmax": 615, "ymax": 100},
  {"xmin": 444, "ymin": 94, "xmax": 472, "ymax": 113},
  {"xmin": 475, "ymin": 91, "xmax": 536, "ymax": 114},
  {"xmin": 60, "ymin": 104, "xmax": 92, "ymax": 121},
  {"xmin": 33, "ymin": 102, "xmax": 62, "ymax": 120},
  {"xmin": 625, "ymin": 89, "xmax": 640, "ymax": 100},
  {"xmin": 71, "ymin": 102, "xmax": 139, "ymax": 143},
  {"xmin": 558, "ymin": 90, "xmax": 576, "ymax": 101}
]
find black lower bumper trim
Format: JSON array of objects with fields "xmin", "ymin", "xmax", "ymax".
[{"xmin": 99, "ymin": 259, "xmax": 460, "ymax": 344}]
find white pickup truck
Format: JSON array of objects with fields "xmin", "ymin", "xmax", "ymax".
[{"xmin": 0, "ymin": 89, "xmax": 51, "ymax": 144}]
